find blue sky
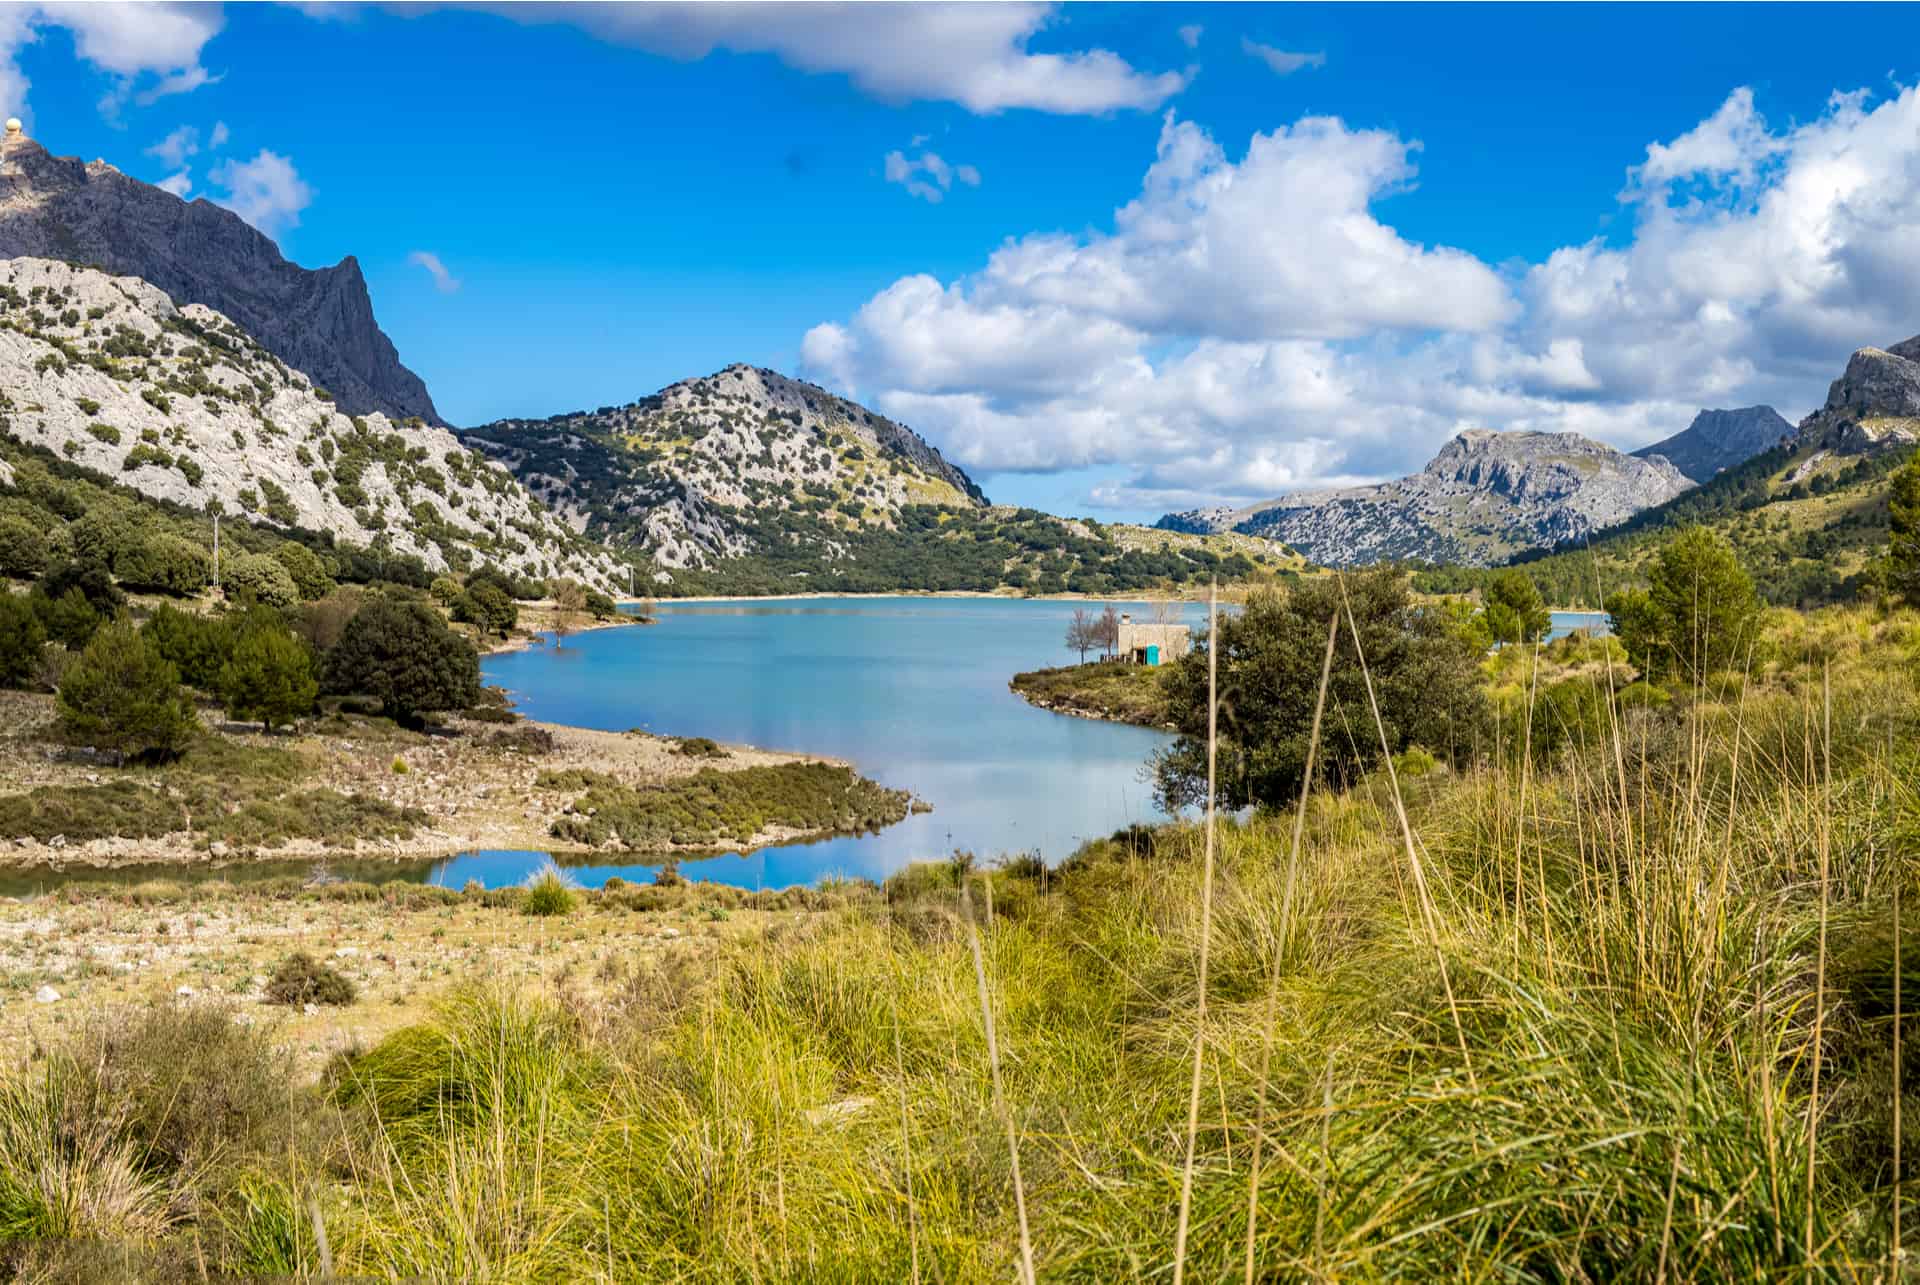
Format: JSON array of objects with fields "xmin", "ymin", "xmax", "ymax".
[{"xmin": 11, "ymin": 3, "xmax": 1920, "ymax": 521}]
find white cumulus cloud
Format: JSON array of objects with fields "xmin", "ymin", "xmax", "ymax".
[
  {"xmin": 443, "ymin": 2, "xmax": 1188, "ymax": 115},
  {"xmin": 210, "ymin": 150, "xmax": 314, "ymax": 237},
  {"xmin": 16, "ymin": 3, "xmax": 225, "ymax": 122},
  {"xmin": 155, "ymin": 169, "xmax": 191, "ymax": 198},
  {"xmin": 803, "ymin": 85, "xmax": 1920, "ymax": 512},
  {"xmin": 408, "ymin": 250, "xmax": 462, "ymax": 293}
]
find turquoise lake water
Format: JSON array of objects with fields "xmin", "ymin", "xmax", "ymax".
[
  {"xmin": 448, "ymin": 597, "xmax": 1207, "ymax": 890},
  {"xmin": 0, "ymin": 599, "xmax": 1608, "ymax": 896},
  {"xmin": 425, "ymin": 600, "xmax": 1612, "ymax": 891}
]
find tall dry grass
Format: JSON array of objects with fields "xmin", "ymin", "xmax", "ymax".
[{"xmin": 0, "ymin": 604, "xmax": 1914, "ymax": 1280}]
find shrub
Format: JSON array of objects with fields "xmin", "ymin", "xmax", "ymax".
[
  {"xmin": 264, "ymin": 952, "xmax": 356, "ymax": 1006},
  {"xmin": 673, "ymin": 736, "xmax": 728, "ymax": 759},
  {"xmin": 220, "ymin": 618, "xmax": 317, "ymax": 732},
  {"xmin": 0, "ymin": 514, "xmax": 48, "ymax": 578},
  {"xmin": 428, "ymin": 576, "xmax": 463, "ymax": 607},
  {"xmin": 522, "ymin": 868, "xmax": 576, "ymax": 916},
  {"xmin": 222, "ymin": 553, "xmax": 298, "ymax": 609},
  {"xmin": 323, "ymin": 597, "xmax": 481, "ymax": 726},
  {"xmin": 84, "ymin": 421, "xmax": 120, "ymax": 444},
  {"xmin": 39, "ymin": 558, "xmax": 124, "ymax": 617},
  {"xmin": 391, "ymin": 755, "xmax": 409, "ymax": 774},
  {"xmin": 270, "ymin": 543, "xmax": 335, "ymax": 601},
  {"xmin": 0, "ymin": 590, "xmax": 45, "ymax": 688},
  {"xmin": 31, "ymin": 586, "xmax": 103, "ymax": 649},
  {"xmin": 116, "ymin": 534, "xmax": 212, "ymax": 596},
  {"xmin": 55, "ymin": 621, "xmax": 199, "ymax": 761}
]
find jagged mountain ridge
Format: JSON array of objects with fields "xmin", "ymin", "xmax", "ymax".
[
  {"xmin": 0, "ymin": 256, "xmax": 619, "ymax": 589},
  {"xmin": 0, "ymin": 121, "xmax": 439, "ymax": 425},
  {"xmin": 1480, "ymin": 330, "xmax": 1920, "ymax": 610},
  {"xmin": 1157, "ymin": 430, "xmax": 1694, "ymax": 567},
  {"xmin": 1632, "ymin": 405, "xmax": 1793, "ymax": 483},
  {"xmin": 463, "ymin": 364, "xmax": 987, "ymax": 569}
]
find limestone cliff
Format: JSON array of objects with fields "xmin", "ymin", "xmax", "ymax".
[
  {"xmin": 0, "ymin": 121, "xmax": 439, "ymax": 425},
  {"xmin": 0, "ymin": 256, "xmax": 618, "ymax": 589}
]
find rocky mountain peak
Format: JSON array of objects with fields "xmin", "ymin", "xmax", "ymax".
[
  {"xmin": 1156, "ymin": 429, "xmax": 1692, "ymax": 567},
  {"xmin": 0, "ymin": 124, "xmax": 440, "ymax": 425},
  {"xmin": 1782, "ymin": 334, "xmax": 1920, "ymax": 458},
  {"xmin": 1631, "ymin": 405, "xmax": 1793, "ymax": 483},
  {"xmin": 464, "ymin": 364, "xmax": 985, "ymax": 569},
  {"xmin": 1821, "ymin": 342, "xmax": 1920, "ymax": 421}
]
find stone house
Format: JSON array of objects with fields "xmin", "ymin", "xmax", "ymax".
[{"xmin": 1115, "ymin": 614, "xmax": 1190, "ymax": 666}]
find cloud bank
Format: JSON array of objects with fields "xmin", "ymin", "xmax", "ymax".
[{"xmin": 804, "ymin": 86, "xmax": 1920, "ymax": 511}]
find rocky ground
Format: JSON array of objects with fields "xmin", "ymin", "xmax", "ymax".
[
  {"xmin": 0, "ymin": 689, "xmax": 864, "ymax": 871},
  {"xmin": 0, "ymin": 882, "xmax": 816, "ymax": 1075}
]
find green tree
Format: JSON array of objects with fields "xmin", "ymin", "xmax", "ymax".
[
  {"xmin": 469, "ymin": 583, "xmax": 518, "ymax": 636},
  {"xmin": 0, "ymin": 515, "xmax": 48, "ymax": 579},
  {"xmin": 141, "ymin": 604, "xmax": 233, "ymax": 691},
  {"xmin": 1888, "ymin": 452, "xmax": 1920, "ymax": 605},
  {"xmin": 1154, "ymin": 566, "xmax": 1489, "ymax": 810},
  {"xmin": 67, "ymin": 504, "xmax": 141, "ymax": 575},
  {"xmin": 116, "ymin": 534, "xmax": 213, "ymax": 597},
  {"xmin": 0, "ymin": 591, "xmax": 45, "ymax": 688},
  {"xmin": 323, "ymin": 598, "xmax": 480, "ymax": 727},
  {"xmin": 32, "ymin": 587, "xmax": 103, "ymax": 650},
  {"xmin": 220, "ymin": 618, "xmax": 317, "ymax": 732},
  {"xmin": 1605, "ymin": 526, "xmax": 1762, "ymax": 682},
  {"xmin": 56, "ymin": 621, "xmax": 198, "ymax": 761},
  {"xmin": 1483, "ymin": 568, "xmax": 1551, "ymax": 645},
  {"xmin": 222, "ymin": 552, "xmax": 299, "ymax": 609},
  {"xmin": 271, "ymin": 543, "xmax": 337, "ymax": 601}
]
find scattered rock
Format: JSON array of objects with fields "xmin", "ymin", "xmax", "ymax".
[{"xmin": 33, "ymin": 985, "xmax": 58, "ymax": 1004}]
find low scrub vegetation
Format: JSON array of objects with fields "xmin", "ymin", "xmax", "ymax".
[
  {"xmin": 1010, "ymin": 659, "xmax": 1170, "ymax": 726},
  {"xmin": 264, "ymin": 952, "xmax": 357, "ymax": 1007},
  {"xmin": 547, "ymin": 761, "xmax": 913, "ymax": 850}
]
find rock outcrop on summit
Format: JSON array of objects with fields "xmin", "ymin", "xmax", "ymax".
[
  {"xmin": 0, "ymin": 121, "xmax": 439, "ymax": 425},
  {"xmin": 1789, "ymin": 334, "xmax": 1920, "ymax": 457},
  {"xmin": 1632, "ymin": 406, "xmax": 1793, "ymax": 483},
  {"xmin": 1157, "ymin": 430, "xmax": 1693, "ymax": 567},
  {"xmin": 464, "ymin": 364, "xmax": 987, "ymax": 569},
  {"xmin": 0, "ymin": 256, "xmax": 619, "ymax": 588}
]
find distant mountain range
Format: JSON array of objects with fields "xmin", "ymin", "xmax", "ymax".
[
  {"xmin": 1158, "ymin": 429, "xmax": 1694, "ymax": 566},
  {"xmin": 1469, "ymin": 332, "xmax": 1920, "ymax": 609}
]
